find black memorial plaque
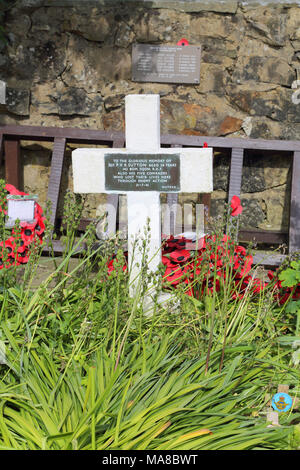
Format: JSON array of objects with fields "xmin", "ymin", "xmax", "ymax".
[
  {"xmin": 105, "ymin": 154, "xmax": 180, "ymax": 192},
  {"xmin": 132, "ymin": 44, "xmax": 201, "ymax": 84}
]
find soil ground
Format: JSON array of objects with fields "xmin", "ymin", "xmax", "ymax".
[
  {"xmin": 18, "ymin": 251, "xmax": 270, "ymax": 291},
  {"xmin": 17, "ymin": 256, "xmax": 83, "ymax": 289}
]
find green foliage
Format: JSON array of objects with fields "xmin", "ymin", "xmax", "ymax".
[
  {"xmin": 289, "ymin": 424, "xmax": 300, "ymax": 450},
  {"xmin": 0, "ymin": 184, "xmax": 299, "ymax": 450},
  {"xmin": 279, "ymin": 260, "xmax": 300, "ymax": 288},
  {"xmin": 285, "ymin": 300, "xmax": 300, "ymax": 315},
  {"xmin": 0, "ymin": 336, "xmax": 295, "ymax": 450}
]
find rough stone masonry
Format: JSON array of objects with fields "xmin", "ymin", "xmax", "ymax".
[{"xmin": 0, "ymin": 0, "xmax": 299, "ymax": 232}]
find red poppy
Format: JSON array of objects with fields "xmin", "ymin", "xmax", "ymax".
[
  {"xmin": 194, "ymin": 255, "xmax": 203, "ymax": 267},
  {"xmin": 169, "ymin": 249, "xmax": 191, "ymax": 264},
  {"xmin": 162, "ymin": 242, "xmax": 174, "ymax": 254},
  {"xmin": 163, "ymin": 265, "xmax": 188, "ymax": 286},
  {"xmin": 20, "ymin": 221, "xmax": 37, "ymax": 245},
  {"xmin": 165, "ymin": 236, "xmax": 190, "ymax": 251},
  {"xmin": 240, "ymin": 255, "xmax": 253, "ymax": 276},
  {"xmin": 192, "ymin": 266, "xmax": 202, "ymax": 277},
  {"xmin": 5, "ymin": 184, "xmax": 28, "ymax": 196},
  {"xmin": 15, "ymin": 248, "xmax": 30, "ymax": 264},
  {"xmin": 107, "ymin": 256, "xmax": 127, "ymax": 275},
  {"xmin": 292, "ymin": 286, "xmax": 300, "ymax": 301},
  {"xmin": 204, "ymin": 277, "xmax": 221, "ymax": 295},
  {"xmin": 4, "ymin": 238, "xmax": 15, "ymax": 259},
  {"xmin": 232, "ymin": 247, "xmax": 253, "ymax": 277},
  {"xmin": 251, "ymin": 277, "xmax": 267, "ymax": 294},
  {"xmin": 34, "ymin": 203, "xmax": 43, "ymax": 218},
  {"xmin": 267, "ymin": 270, "xmax": 282, "ymax": 287},
  {"xmin": 205, "ymin": 234, "xmax": 217, "ymax": 244},
  {"xmin": 183, "ymin": 278, "xmax": 194, "ymax": 296},
  {"xmin": 0, "ymin": 186, "xmax": 46, "ymax": 269},
  {"xmin": 187, "ymin": 257, "xmax": 203, "ymax": 279},
  {"xmin": 230, "ymin": 195, "xmax": 243, "ymax": 217},
  {"xmin": 177, "ymin": 38, "xmax": 189, "ymax": 46},
  {"xmin": 233, "ymin": 275, "xmax": 266, "ymax": 299},
  {"xmin": 266, "ymin": 270, "xmax": 294, "ymax": 304},
  {"xmin": 209, "ymin": 251, "xmax": 224, "ymax": 268},
  {"xmin": 221, "ymin": 234, "xmax": 231, "ymax": 243},
  {"xmin": 234, "ymin": 245, "xmax": 246, "ymax": 257},
  {"xmin": 34, "ymin": 216, "xmax": 45, "ymax": 238},
  {"xmin": 164, "ymin": 236, "xmax": 178, "ymax": 250},
  {"xmin": 162, "ymin": 255, "xmax": 171, "ymax": 266}
]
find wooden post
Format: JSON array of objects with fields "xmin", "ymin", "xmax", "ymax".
[
  {"xmin": 289, "ymin": 151, "xmax": 300, "ymax": 253},
  {"xmin": 47, "ymin": 137, "xmax": 66, "ymax": 230},
  {"xmin": 4, "ymin": 139, "xmax": 21, "ymax": 188},
  {"xmin": 0, "ymin": 133, "xmax": 3, "ymax": 167},
  {"xmin": 227, "ymin": 147, "xmax": 244, "ymax": 238}
]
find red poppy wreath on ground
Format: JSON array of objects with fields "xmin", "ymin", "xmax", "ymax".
[
  {"xmin": 106, "ymin": 196, "xmax": 300, "ymax": 304},
  {"xmin": 0, "ymin": 184, "xmax": 45, "ymax": 270}
]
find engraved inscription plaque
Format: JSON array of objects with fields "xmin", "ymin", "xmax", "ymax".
[
  {"xmin": 132, "ymin": 44, "xmax": 201, "ymax": 84},
  {"xmin": 105, "ymin": 154, "xmax": 180, "ymax": 192}
]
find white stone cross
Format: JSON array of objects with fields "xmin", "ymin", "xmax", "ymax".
[{"xmin": 72, "ymin": 94, "xmax": 213, "ymax": 294}]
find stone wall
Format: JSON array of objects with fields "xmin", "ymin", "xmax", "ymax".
[{"xmin": 0, "ymin": 0, "xmax": 299, "ymax": 231}]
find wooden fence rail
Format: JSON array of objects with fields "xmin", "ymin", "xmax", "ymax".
[{"xmin": 1, "ymin": 124, "xmax": 300, "ymax": 266}]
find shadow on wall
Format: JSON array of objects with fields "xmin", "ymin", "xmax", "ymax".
[
  {"xmin": 290, "ymin": 198, "xmax": 300, "ymax": 251},
  {"xmin": 211, "ymin": 149, "xmax": 293, "ymax": 232},
  {"xmin": 0, "ymin": 0, "xmax": 156, "ymax": 121},
  {"xmin": 240, "ymin": 150, "xmax": 292, "ymax": 232}
]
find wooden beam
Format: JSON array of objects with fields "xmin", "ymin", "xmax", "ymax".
[
  {"xmin": 47, "ymin": 137, "xmax": 66, "ymax": 229},
  {"xmin": 1, "ymin": 125, "xmax": 124, "ymax": 145},
  {"xmin": 252, "ymin": 252, "xmax": 286, "ymax": 267},
  {"xmin": 1, "ymin": 124, "xmax": 299, "ymax": 265},
  {"xmin": 200, "ymin": 150, "xmax": 214, "ymax": 232},
  {"xmin": 42, "ymin": 239, "xmax": 87, "ymax": 255},
  {"xmin": 228, "ymin": 147, "xmax": 244, "ymax": 201},
  {"xmin": 227, "ymin": 148, "xmax": 244, "ymax": 238},
  {"xmin": 289, "ymin": 151, "xmax": 300, "ymax": 253},
  {"xmin": 0, "ymin": 133, "xmax": 3, "ymax": 167},
  {"xmin": 161, "ymin": 134, "xmax": 300, "ymax": 152},
  {"xmin": 1, "ymin": 124, "xmax": 300, "ymax": 152},
  {"xmin": 4, "ymin": 139, "xmax": 21, "ymax": 189},
  {"xmin": 239, "ymin": 229, "xmax": 288, "ymax": 245}
]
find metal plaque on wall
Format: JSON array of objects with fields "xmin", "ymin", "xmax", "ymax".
[
  {"xmin": 105, "ymin": 153, "xmax": 181, "ymax": 192},
  {"xmin": 132, "ymin": 44, "xmax": 201, "ymax": 84}
]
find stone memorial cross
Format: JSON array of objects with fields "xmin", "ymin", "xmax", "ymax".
[{"xmin": 72, "ymin": 94, "xmax": 213, "ymax": 293}]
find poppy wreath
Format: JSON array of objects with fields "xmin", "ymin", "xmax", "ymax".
[
  {"xmin": 106, "ymin": 232, "xmax": 258, "ymax": 299},
  {"xmin": 0, "ymin": 184, "xmax": 45, "ymax": 270},
  {"xmin": 106, "ymin": 196, "xmax": 257, "ymax": 299},
  {"xmin": 160, "ymin": 233, "xmax": 257, "ymax": 299},
  {"xmin": 105, "ymin": 195, "xmax": 299, "ymax": 303}
]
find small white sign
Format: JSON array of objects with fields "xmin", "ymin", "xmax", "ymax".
[{"xmin": 6, "ymin": 198, "xmax": 36, "ymax": 227}]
